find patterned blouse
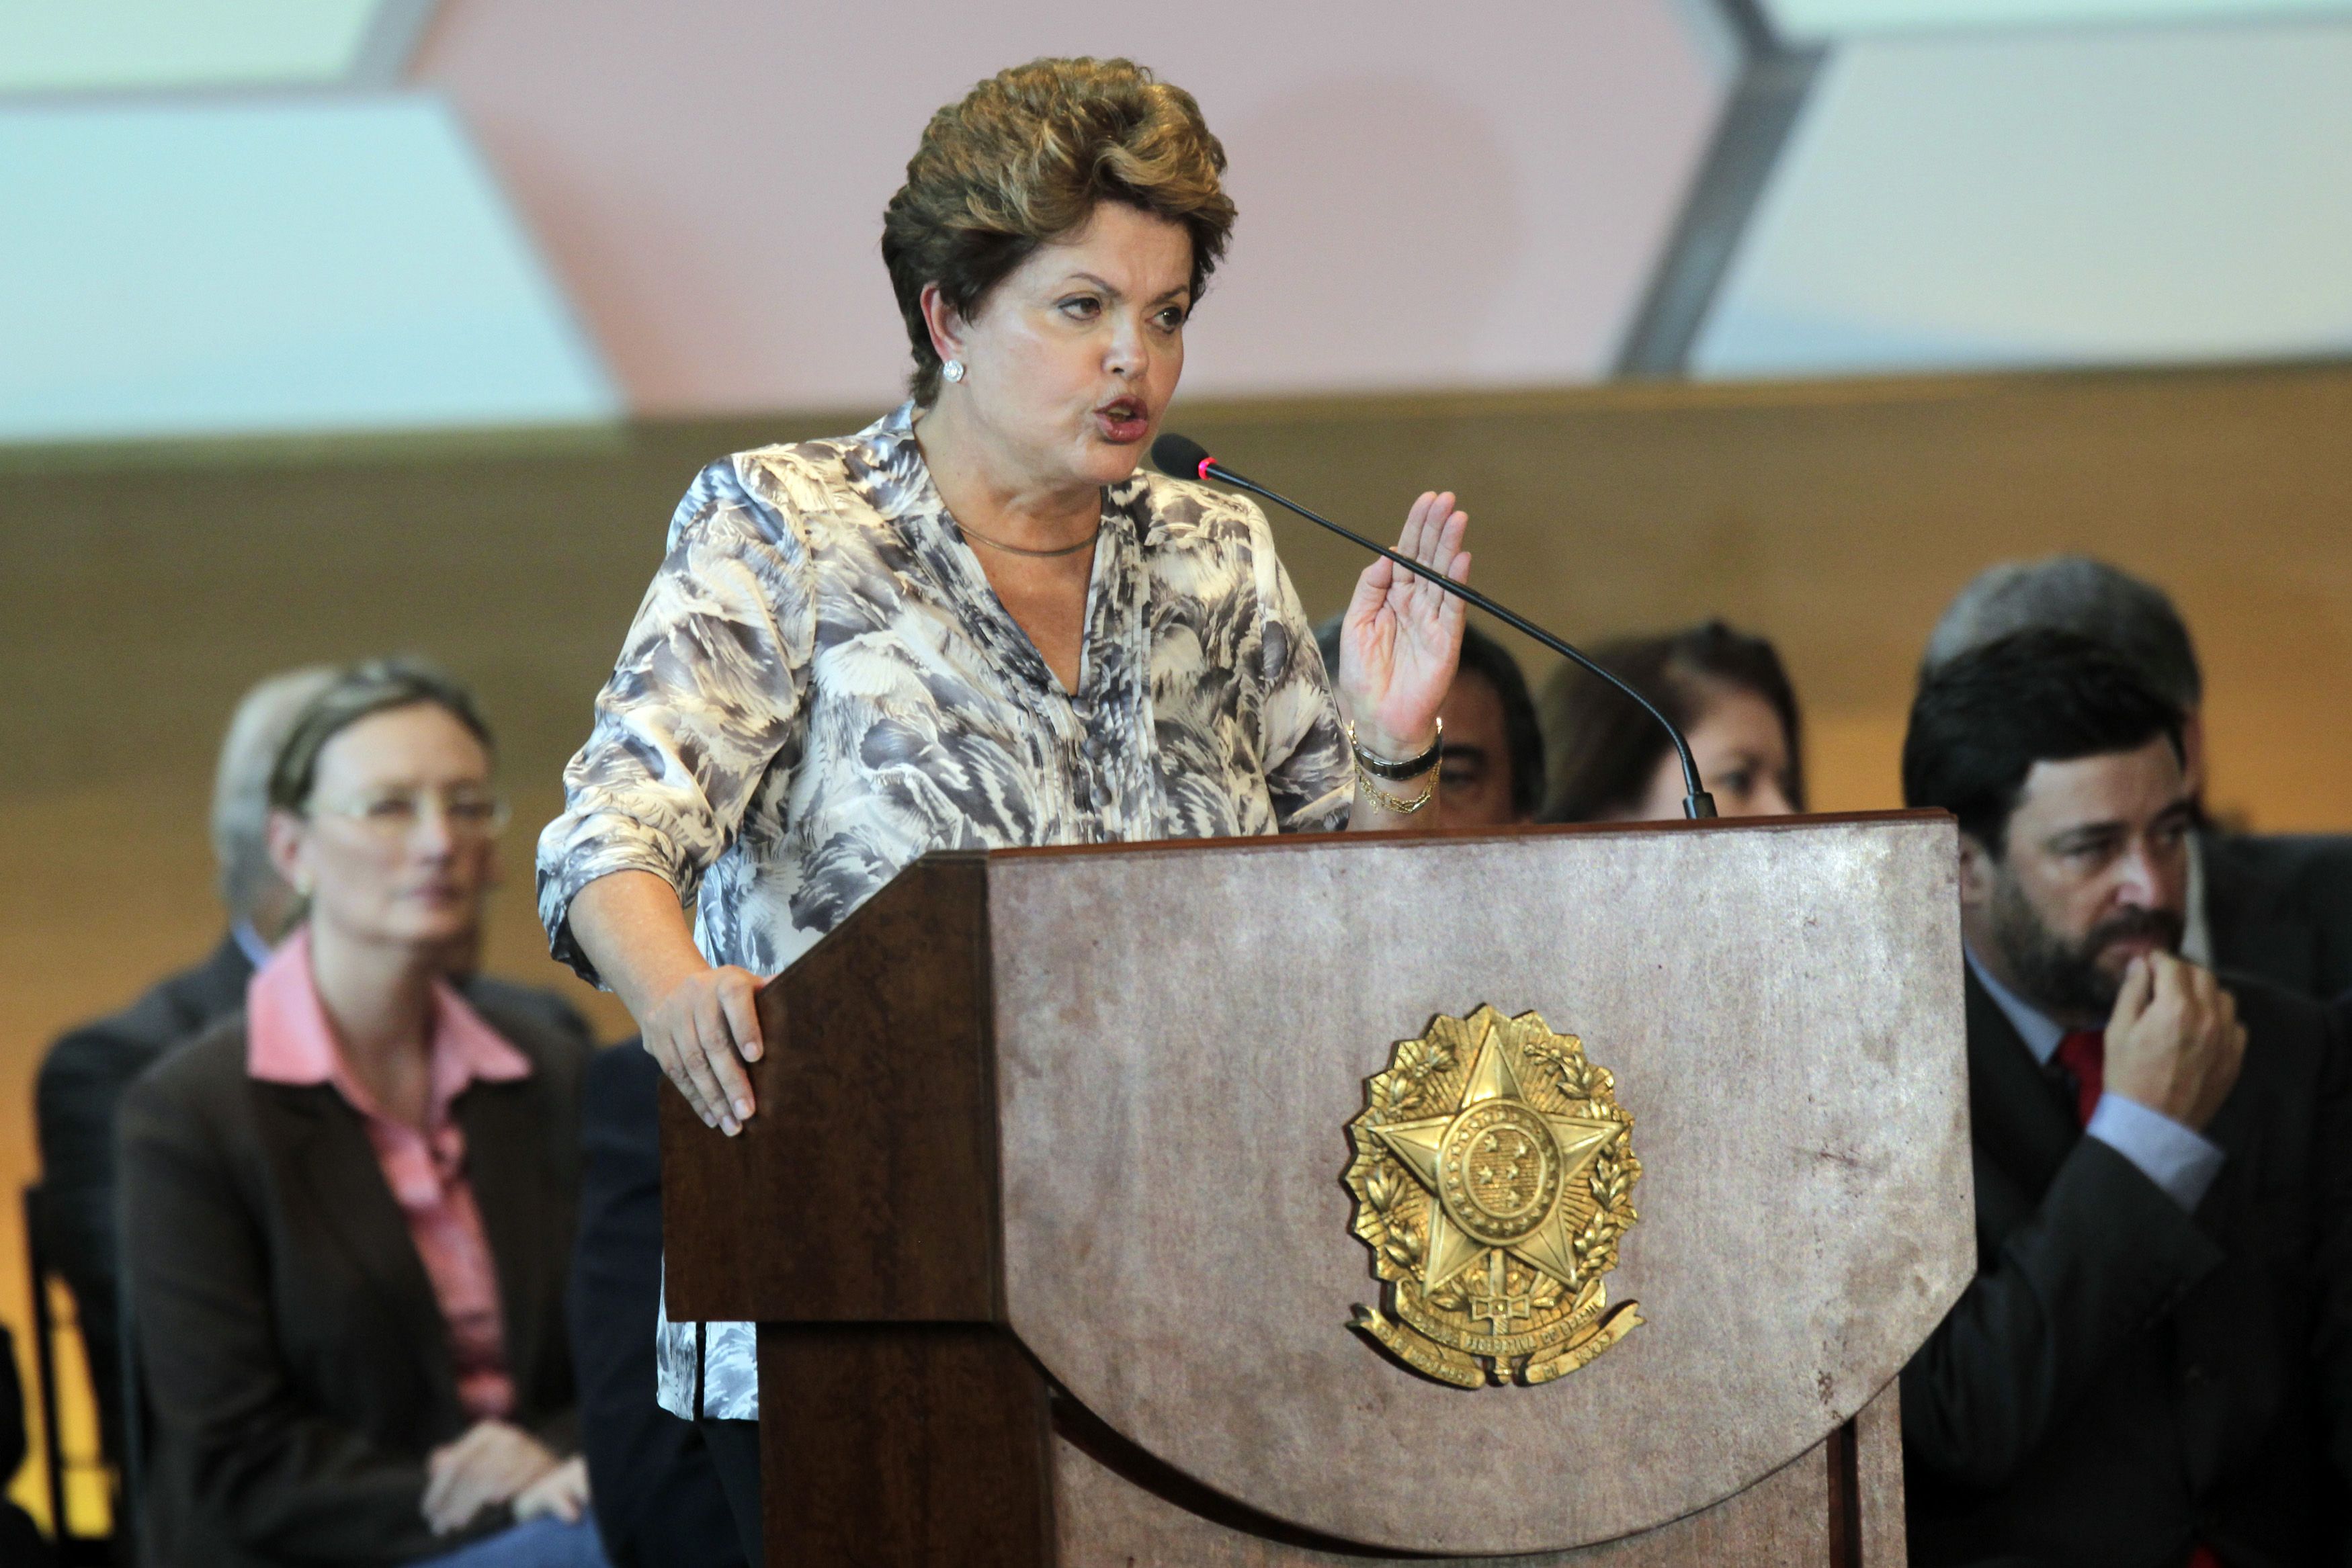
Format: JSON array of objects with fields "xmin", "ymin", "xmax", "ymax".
[{"xmin": 536, "ymin": 402, "xmax": 1352, "ymax": 1420}]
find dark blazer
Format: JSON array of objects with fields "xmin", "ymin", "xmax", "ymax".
[
  {"xmin": 569, "ymin": 1042, "xmax": 747, "ymax": 1568},
  {"xmin": 1902, "ymin": 969, "xmax": 2352, "ymax": 1568},
  {"xmin": 119, "ymin": 991, "xmax": 593, "ymax": 1567},
  {"xmin": 2203, "ymin": 831, "xmax": 2352, "ymax": 1002},
  {"xmin": 35, "ymin": 932, "xmax": 587, "ymax": 1473}
]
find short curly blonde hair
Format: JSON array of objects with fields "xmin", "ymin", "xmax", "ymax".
[{"xmin": 881, "ymin": 57, "xmax": 1236, "ymax": 404}]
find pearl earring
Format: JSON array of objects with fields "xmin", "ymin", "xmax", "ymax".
[{"xmin": 942, "ymin": 359, "xmax": 965, "ymax": 384}]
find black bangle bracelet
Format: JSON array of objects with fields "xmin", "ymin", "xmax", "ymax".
[{"xmin": 1347, "ymin": 717, "xmax": 1443, "ymax": 781}]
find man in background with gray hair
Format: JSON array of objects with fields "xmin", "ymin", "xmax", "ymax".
[
  {"xmin": 1923, "ymin": 557, "xmax": 2352, "ymax": 1000},
  {"xmin": 34, "ymin": 666, "xmax": 334, "ymax": 1476}
]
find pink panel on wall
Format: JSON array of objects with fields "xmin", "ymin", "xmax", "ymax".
[{"xmin": 413, "ymin": 1, "xmax": 1721, "ymax": 416}]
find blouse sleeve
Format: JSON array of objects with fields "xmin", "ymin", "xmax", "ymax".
[
  {"xmin": 1250, "ymin": 505, "xmax": 1354, "ymax": 834},
  {"xmin": 536, "ymin": 458, "xmax": 818, "ymax": 984}
]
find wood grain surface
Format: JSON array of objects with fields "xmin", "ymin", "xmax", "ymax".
[
  {"xmin": 986, "ymin": 814, "xmax": 1970, "ymax": 1555},
  {"xmin": 663, "ymin": 855, "xmax": 1001, "ymax": 1323},
  {"xmin": 1856, "ymin": 1380, "xmax": 1907, "ymax": 1567},
  {"xmin": 760, "ymin": 1323, "xmax": 1052, "ymax": 1567},
  {"xmin": 1053, "ymin": 1382, "xmax": 1906, "ymax": 1565}
]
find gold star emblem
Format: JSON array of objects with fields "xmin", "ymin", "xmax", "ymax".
[
  {"xmin": 1345, "ymin": 1006, "xmax": 1642, "ymax": 1388},
  {"xmin": 1370, "ymin": 1017, "xmax": 1616, "ymax": 1293}
]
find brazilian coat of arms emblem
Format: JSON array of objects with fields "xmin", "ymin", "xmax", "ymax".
[{"xmin": 1345, "ymin": 1005, "xmax": 1643, "ymax": 1389}]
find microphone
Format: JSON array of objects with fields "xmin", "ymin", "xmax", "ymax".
[{"xmin": 1152, "ymin": 433, "xmax": 1716, "ymax": 820}]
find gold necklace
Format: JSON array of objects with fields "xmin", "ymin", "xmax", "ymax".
[{"xmin": 954, "ymin": 517, "xmax": 1101, "ymax": 559}]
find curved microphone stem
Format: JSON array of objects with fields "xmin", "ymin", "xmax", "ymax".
[{"xmin": 1203, "ymin": 462, "xmax": 1718, "ymax": 820}]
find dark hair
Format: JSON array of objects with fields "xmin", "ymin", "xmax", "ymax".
[
  {"xmin": 1312, "ymin": 617, "xmax": 1544, "ymax": 818},
  {"xmin": 1538, "ymin": 621, "xmax": 1804, "ymax": 823},
  {"xmin": 881, "ymin": 57, "xmax": 1236, "ymax": 405},
  {"xmin": 267, "ymin": 658, "xmax": 495, "ymax": 815},
  {"xmin": 1901, "ymin": 628, "xmax": 2183, "ymax": 855}
]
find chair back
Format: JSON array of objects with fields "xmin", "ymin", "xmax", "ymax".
[{"xmin": 22, "ymin": 1182, "xmax": 120, "ymax": 1563}]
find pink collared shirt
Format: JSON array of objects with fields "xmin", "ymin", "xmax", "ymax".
[{"xmin": 247, "ymin": 928, "xmax": 532, "ymax": 1422}]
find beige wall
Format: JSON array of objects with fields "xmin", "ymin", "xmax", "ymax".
[{"xmin": 7, "ymin": 361, "xmax": 2352, "ymax": 1526}]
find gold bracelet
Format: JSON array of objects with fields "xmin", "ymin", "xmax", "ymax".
[{"xmin": 1355, "ymin": 761, "xmax": 1438, "ymax": 815}]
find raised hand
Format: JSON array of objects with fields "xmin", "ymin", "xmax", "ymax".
[{"xmin": 1339, "ymin": 490, "xmax": 1471, "ymax": 758}]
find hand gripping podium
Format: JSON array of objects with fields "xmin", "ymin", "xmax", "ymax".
[{"xmin": 662, "ymin": 812, "xmax": 1974, "ymax": 1565}]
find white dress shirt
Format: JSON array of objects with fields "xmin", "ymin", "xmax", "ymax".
[
  {"xmin": 1966, "ymin": 949, "xmax": 2224, "ymax": 1213},
  {"xmin": 2181, "ymin": 830, "xmax": 2214, "ymax": 969}
]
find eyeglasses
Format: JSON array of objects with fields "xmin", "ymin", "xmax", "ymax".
[{"xmin": 310, "ymin": 789, "xmax": 510, "ymax": 840}]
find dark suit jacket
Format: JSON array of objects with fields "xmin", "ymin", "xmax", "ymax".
[
  {"xmin": 569, "ymin": 1042, "xmax": 746, "ymax": 1568},
  {"xmin": 34, "ymin": 933, "xmax": 587, "ymax": 1473},
  {"xmin": 1902, "ymin": 969, "xmax": 2352, "ymax": 1568},
  {"xmin": 35, "ymin": 936, "xmax": 251, "ymax": 1468},
  {"xmin": 119, "ymin": 992, "xmax": 593, "ymax": 1567},
  {"xmin": 2204, "ymin": 831, "xmax": 2352, "ymax": 1002}
]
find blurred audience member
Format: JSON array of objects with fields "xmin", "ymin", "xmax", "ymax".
[
  {"xmin": 1318, "ymin": 617, "xmax": 1543, "ymax": 827},
  {"xmin": 36, "ymin": 666, "xmax": 587, "ymax": 1485},
  {"xmin": 1899, "ymin": 630, "xmax": 2351, "ymax": 1568},
  {"xmin": 569, "ymin": 1042, "xmax": 748, "ymax": 1568},
  {"xmin": 35, "ymin": 664, "xmax": 332, "ymax": 1473},
  {"xmin": 1925, "ymin": 555, "xmax": 2352, "ymax": 998},
  {"xmin": 1538, "ymin": 620, "xmax": 1802, "ymax": 822},
  {"xmin": 120, "ymin": 660, "xmax": 603, "ymax": 1567}
]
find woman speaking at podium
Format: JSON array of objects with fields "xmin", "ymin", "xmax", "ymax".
[{"xmin": 536, "ymin": 56, "xmax": 1472, "ymax": 1555}]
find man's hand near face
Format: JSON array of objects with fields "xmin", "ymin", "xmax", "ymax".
[{"xmin": 2105, "ymin": 951, "xmax": 2248, "ymax": 1132}]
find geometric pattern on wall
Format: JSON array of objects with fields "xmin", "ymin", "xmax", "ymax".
[
  {"xmin": 1763, "ymin": 0, "xmax": 2352, "ymax": 40},
  {"xmin": 1691, "ymin": 21, "xmax": 2352, "ymax": 379},
  {"xmin": 0, "ymin": 1, "xmax": 398, "ymax": 94},
  {"xmin": 0, "ymin": 95, "xmax": 619, "ymax": 443}
]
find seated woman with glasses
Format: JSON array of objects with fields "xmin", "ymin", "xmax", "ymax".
[{"xmin": 120, "ymin": 659, "xmax": 605, "ymax": 1568}]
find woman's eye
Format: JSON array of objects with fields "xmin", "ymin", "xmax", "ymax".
[
  {"xmin": 1060, "ymin": 295, "xmax": 1101, "ymax": 320},
  {"xmin": 1718, "ymin": 768, "xmax": 1755, "ymax": 797},
  {"xmin": 1154, "ymin": 306, "xmax": 1187, "ymax": 332}
]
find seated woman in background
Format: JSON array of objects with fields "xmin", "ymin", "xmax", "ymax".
[
  {"xmin": 120, "ymin": 660, "xmax": 603, "ymax": 1568},
  {"xmin": 1539, "ymin": 620, "xmax": 1804, "ymax": 822}
]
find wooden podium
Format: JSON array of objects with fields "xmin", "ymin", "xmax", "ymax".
[{"xmin": 663, "ymin": 812, "xmax": 1974, "ymax": 1565}]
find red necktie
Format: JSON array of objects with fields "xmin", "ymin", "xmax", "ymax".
[
  {"xmin": 2054, "ymin": 1029, "xmax": 2226, "ymax": 1568},
  {"xmin": 2054, "ymin": 1029, "xmax": 2104, "ymax": 1126}
]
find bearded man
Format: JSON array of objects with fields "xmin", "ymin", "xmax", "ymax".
[{"xmin": 1899, "ymin": 629, "xmax": 2352, "ymax": 1568}]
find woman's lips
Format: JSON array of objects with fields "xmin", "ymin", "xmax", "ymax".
[{"xmin": 1095, "ymin": 402, "xmax": 1149, "ymax": 443}]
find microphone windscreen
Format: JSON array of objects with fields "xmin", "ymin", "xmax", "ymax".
[{"xmin": 1151, "ymin": 432, "xmax": 1212, "ymax": 480}]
